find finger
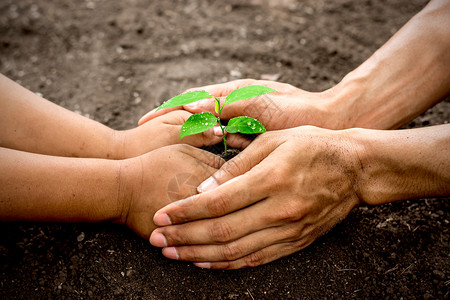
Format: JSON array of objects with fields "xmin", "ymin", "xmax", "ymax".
[
  {"xmin": 138, "ymin": 106, "xmax": 182, "ymax": 125},
  {"xmin": 151, "ymin": 193, "xmax": 284, "ymax": 247},
  {"xmin": 176, "ymin": 144, "xmax": 225, "ymax": 170},
  {"xmin": 153, "ymin": 136, "xmax": 276, "ymax": 225},
  {"xmin": 183, "ymin": 96, "xmax": 251, "ymax": 121},
  {"xmin": 225, "ymin": 134, "xmax": 252, "ymax": 149},
  {"xmin": 138, "ymin": 79, "xmax": 260, "ymax": 125},
  {"xmin": 184, "ymin": 79, "xmax": 281, "ymax": 121},
  {"xmin": 162, "ymin": 229, "xmax": 277, "ymax": 262},
  {"xmin": 182, "ymin": 79, "xmax": 259, "ymax": 116},
  {"xmin": 160, "ymin": 110, "xmax": 251, "ymax": 149},
  {"xmin": 197, "ymin": 242, "xmax": 301, "ymax": 270},
  {"xmin": 182, "ymin": 97, "xmax": 218, "ymax": 115},
  {"xmin": 184, "ymin": 79, "xmax": 256, "ymax": 98},
  {"xmin": 179, "ymin": 125, "xmax": 251, "ymax": 149},
  {"xmin": 197, "ymin": 134, "xmax": 275, "ymax": 192},
  {"xmin": 159, "ymin": 221, "xmax": 307, "ymax": 262}
]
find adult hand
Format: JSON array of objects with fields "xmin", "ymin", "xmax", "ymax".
[
  {"xmin": 138, "ymin": 79, "xmax": 341, "ymax": 130},
  {"xmin": 120, "ymin": 110, "xmax": 250, "ymax": 158},
  {"xmin": 118, "ymin": 144, "xmax": 224, "ymax": 239},
  {"xmin": 149, "ymin": 126, "xmax": 363, "ymax": 269}
]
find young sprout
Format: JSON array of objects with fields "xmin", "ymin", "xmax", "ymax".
[{"xmin": 156, "ymin": 85, "xmax": 277, "ymax": 156}]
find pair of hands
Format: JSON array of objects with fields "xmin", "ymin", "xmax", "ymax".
[
  {"xmin": 120, "ymin": 79, "xmax": 319, "ymax": 240},
  {"xmin": 121, "ymin": 109, "xmax": 249, "ymax": 158},
  {"xmin": 118, "ymin": 110, "xmax": 250, "ymax": 239},
  {"xmin": 136, "ymin": 79, "xmax": 363, "ymax": 269}
]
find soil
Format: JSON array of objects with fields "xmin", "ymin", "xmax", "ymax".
[{"xmin": 1, "ymin": 0, "xmax": 449, "ymax": 299}]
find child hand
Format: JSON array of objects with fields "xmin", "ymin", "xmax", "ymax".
[
  {"xmin": 117, "ymin": 144, "xmax": 225, "ymax": 239},
  {"xmin": 119, "ymin": 111, "xmax": 250, "ymax": 158}
]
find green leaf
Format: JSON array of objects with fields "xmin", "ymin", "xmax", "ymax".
[
  {"xmin": 224, "ymin": 85, "xmax": 276, "ymax": 105},
  {"xmin": 156, "ymin": 91, "xmax": 212, "ymax": 111},
  {"xmin": 225, "ymin": 116, "xmax": 266, "ymax": 134},
  {"xmin": 180, "ymin": 112, "xmax": 217, "ymax": 138},
  {"xmin": 214, "ymin": 100, "xmax": 220, "ymax": 114}
]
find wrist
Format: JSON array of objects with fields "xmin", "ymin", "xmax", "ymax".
[
  {"xmin": 112, "ymin": 127, "xmax": 152, "ymax": 159},
  {"xmin": 342, "ymin": 127, "xmax": 403, "ymax": 205},
  {"xmin": 109, "ymin": 130, "xmax": 128, "ymax": 159},
  {"xmin": 343, "ymin": 126, "xmax": 450, "ymax": 206},
  {"xmin": 327, "ymin": 67, "xmax": 388, "ymax": 130},
  {"xmin": 113, "ymin": 157, "xmax": 141, "ymax": 224}
]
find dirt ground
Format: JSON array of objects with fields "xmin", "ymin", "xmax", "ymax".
[{"xmin": 0, "ymin": 0, "xmax": 449, "ymax": 299}]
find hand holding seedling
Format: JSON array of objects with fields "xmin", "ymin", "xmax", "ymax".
[
  {"xmin": 124, "ymin": 110, "xmax": 249, "ymax": 158},
  {"xmin": 140, "ymin": 80, "xmax": 334, "ymax": 131},
  {"xmin": 139, "ymin": 2, "xmax": 450, "ymax": 132},
  {"xmin": 0, "ymin": 74, "xmax": 228, "ymax": 240},
  {"xmin": 155, "ymin": 85, "xmax": 276, "ymax": 155},
  {"xmin": 118, "ymin": 145, "xmax": 223, "ymax": 239},
  {"xmin": 150, "ymin": 125, "xmax": 450, "ymax": 269}
]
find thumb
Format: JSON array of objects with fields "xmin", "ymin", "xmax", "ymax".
[{"xmin": 196, "ymin": 134, "xmax": 275, "ymax": 193}]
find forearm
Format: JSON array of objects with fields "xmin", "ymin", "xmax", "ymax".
[
  {"xmin": 348, "ymin": 124, "xmax": 450, "ymax": 205},
  {"xmin": 0, "ymin": 74, "xmax": 124, "ymax": 158},
  {"xmin": 0, "ymin": 147, "xmax": 130, "ymax": 222},
  {"xmin": 329, "ymin": 0, "xmax": 450, "ymax": 130}
]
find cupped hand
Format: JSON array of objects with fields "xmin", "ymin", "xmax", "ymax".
[
  {"xmin": 138, "ymin": 79, "xmax": 339, "ymax": 130},
  {"xmin": 149, "ymin": 126, "xmax": 363, "ymax": 269},
  {"xmin": 120, "ymin": 110, "xmax": 249, "ymax": 158},
  {"xmin": 118, "ymin": 144, "xmax": 224, "ymax": 239}
]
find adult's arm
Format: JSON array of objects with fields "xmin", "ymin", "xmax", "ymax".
[
  {"xmin": 139, "ymin": 0, "xmax": 450, "ymax": 130},
  {"xmin": 0, "ymin": 144, "xmax": 222, "ymax": 239},
  {"xmin": 0, "ymin": 74, "xmax": 239, "ymax": 159},
  {"xmin": 149, "ymin": 124, "xmax": 450, "ymax": 269}
]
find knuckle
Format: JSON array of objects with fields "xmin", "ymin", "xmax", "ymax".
[
  {"xmin": 181, "ymin": 247, "xmax": 202, "ymax": 262},
  {"xmin": 163, "ymin": 227, "xmax": 187, "ymax": 246},
  {"xmin": 282, "ymin": 201, "xmax": 302, "ymax": 222},
  {"xmin": 221, "ymin": 157, "xmax": 246, "ymax": 178},
  {"xmin": 209, "ymin": 221, "xmax": 235, "ymax": 243},
  {"xmin": 206, "ymin": 192, "xmax": 230, "ymax": 216},
  {"xmin": 213, "ymin": 154, "xmax": 226, "ymax": 169},
  {"xmin": 268, "ymin": 198, "xmax": 303, "ymax": 224},
  {"xmin": 282, "ymin": 225, "xmax": 303, "ymax": 242},
  {"xmin": 220, "ymin": 242, "xmax": 243, "ymax": 261},
  {"xmin": 244, "ymin": 251, "xmax": 265, "ymax": 267}
]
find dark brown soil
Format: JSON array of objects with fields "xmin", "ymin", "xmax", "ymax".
[{"xmin": 1, "ymin": 0, "xmax": 448, "ymax": 299}]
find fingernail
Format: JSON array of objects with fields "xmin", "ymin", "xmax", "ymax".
[
  {"xmin": 149, "ymin": 232, "xmax": 167, "ymax": 247},
  {"xmin": 154, "ymin": 213, "xmax": 172, "ymax": 226},
  {"xmin": 194, "ymin": 262, "xmax": 211, "ymax": 269},
  {"xmin": 163, "ymin": 247, "xmax": 179, "ymax": 260},
  {"xmin": 213, "ymin": 127, "xmax": 223, "ymax": 136},
  {"xmin": 197, "ymin": 176, "xmax": 219, "ymax": 193}
]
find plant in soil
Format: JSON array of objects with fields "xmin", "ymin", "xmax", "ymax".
[{"xmin": 156, "ymin": 85, "xmax": 277, "ymax": 156}]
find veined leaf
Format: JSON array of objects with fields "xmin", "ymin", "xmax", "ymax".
[
  {"xmin": 224, "ymin": 85, "xmax": 276, "ymax": 105},
  {"xmin": 225, "ymin": 116, "xmax": 266, "ymax": 134},
  {"xmin": 180, "ymin": 112, "xmax": 217, "ymax": 138},
  {"xmin": 157, "ymin": 91, "xmax": 212, "ymax": 111}
]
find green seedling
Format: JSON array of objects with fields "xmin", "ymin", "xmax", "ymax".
[{"xmin": 156, "ymin": 85, "xmax": 277, "ymax": 156}]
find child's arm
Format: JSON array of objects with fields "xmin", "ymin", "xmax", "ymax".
[
  {"xmin": 0, "ymin": 144, "xmax": 222, "ymax": 239},
  {"xmin": 0, "ymin": 74, "xmax": 233, "ymax": 159}
]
